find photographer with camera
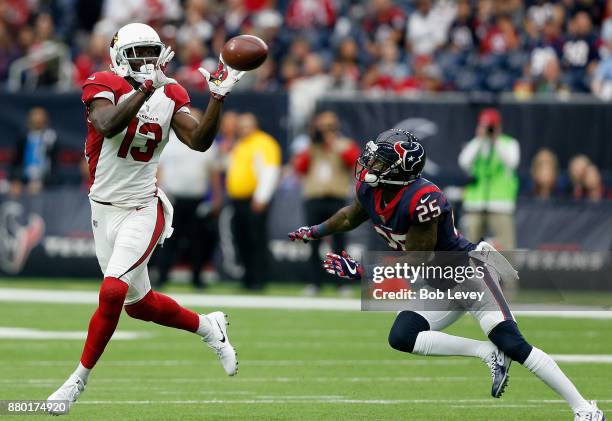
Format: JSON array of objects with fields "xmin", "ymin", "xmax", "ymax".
[
  {"xmin": 458, "ymin": 108, "xmax": 519, "ymax": 252},
  {"xmin": 292, "ymin": 111, "xmax": 361, "ymax": 296}
]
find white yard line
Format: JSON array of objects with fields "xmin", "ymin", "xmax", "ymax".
[
  {"xmin": 74, "ymin": 398, "xmax": 612, "ymax": 405},
  {"xmin": 8, "ymin": 356, "xmax": 612, "ymax": 367},
  {"xmin": 550, "ymin": 354, "xmax": 612, "ymax": 363},
  {"xmin": 0, "ymin": 327, "xmax": 147, "ymax": 340},
  {"xmin": 0, "ymin": 287, "xmax": 611, "ymax": 318}
]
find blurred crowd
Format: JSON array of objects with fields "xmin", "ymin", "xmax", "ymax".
[
  {"xmin": 530, "ymin": 149, "xmax": 611, "ymax": 201},
  {"xmin": 3, "ymin": 0, "xmax": 612, "ymax": 97}
]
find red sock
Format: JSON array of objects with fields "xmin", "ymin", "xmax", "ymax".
[
  {"xmin": 124, "ymin": 290, "xmax": 199, "ymax": 332},
  {"xmin": 80, "ymin": 277, "xmax": 128, "ymax": 369}
]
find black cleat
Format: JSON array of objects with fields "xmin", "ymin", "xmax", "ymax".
[{"xmin": 486, "ymin": 349, "xmax": 511, "ymax": 398}]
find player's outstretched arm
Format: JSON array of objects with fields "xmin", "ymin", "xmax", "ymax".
[
  {"xmin": 321, "ymin": 213, "xmax": 439, "ymax": 281},
  {"xmin": 171, "ymin": 98, "xmax": 222, "ymax": 152},
  {"xmin": 288, "ymin": 198, "xmax": 368, "ymax": 243},
  {"xmin": 171, "ymin": 56, "xmax": 244, "ymax": 152}
]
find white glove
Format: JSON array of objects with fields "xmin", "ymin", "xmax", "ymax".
[
  {"xmin": 198, "ymin": 55, "xmax": 245, "ymax": 100},
  {"xmin": 143, "ymin": 46, "xmax": 176, "ymax": 89}
]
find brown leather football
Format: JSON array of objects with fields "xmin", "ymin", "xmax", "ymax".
[{"xmin": 221, "ymin": 35, "xmax": 268, "ymax": 71}]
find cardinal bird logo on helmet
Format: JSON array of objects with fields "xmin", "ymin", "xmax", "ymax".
[{"xmin": 110, "ymin": 32, "xmax": 119, "ymax": 48}]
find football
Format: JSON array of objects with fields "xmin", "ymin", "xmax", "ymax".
[{"xmin": 221, "ymin": 35, "xmax": 268, "ymax": 71}]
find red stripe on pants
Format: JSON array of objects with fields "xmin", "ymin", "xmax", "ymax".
[{"xmin": 120, "ymin": 199, "xmax": 165, "ymax": 278}]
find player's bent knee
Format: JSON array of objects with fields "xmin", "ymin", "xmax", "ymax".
[
  {"xmin": 388, "ymin": 311, "xmax": 430, "ymax": 353},
  {"xmin": 488, "ymin": 320, "xmax": 533, "ymax": 364},
  {"xmin": 99, "ymin": 277, "xmax": 128, "ymax": 315}
]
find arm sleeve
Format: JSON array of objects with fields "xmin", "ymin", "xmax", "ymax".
[
  {"xmin": 458, "ymin": 138, "xmax": 482, "ymax": 173},
  {"xmin": 253, "ymin": 165, "xmax": 281, "ymax": 204},
  {"xmin": 253, "ymin": 139, "xmax": 281, "ymax": 204},
  {"xmin": 494, "ymin": 139, "xmax": 520, "ymax": 170}
]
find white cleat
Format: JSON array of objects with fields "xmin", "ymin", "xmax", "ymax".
[
  {"xmin": 574, "ymin": 401, "xmax": 606, "ymax": 421},
  {"xmin": 46, "ymin": 374, "xmax": 85, "ymax": 415},
  {"xmin": 202, "ymin": 311, "xmax": 238, "ymax": 376}
]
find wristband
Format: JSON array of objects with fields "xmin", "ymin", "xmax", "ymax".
[
  {"xmin": 311, "ymin": 223, "xmax": 330, "ymax": 238},
  {"xmin": 138, "ymin": 80, "xmax": 155, "ymax": 97},
  {"xmin": 210, "ymin": 92, "xmax": 226, "ymax": 102}
]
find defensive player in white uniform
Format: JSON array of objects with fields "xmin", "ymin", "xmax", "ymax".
[{"xmin": 47, "ymin": 23, "xmax": 243, "ymax": 414}]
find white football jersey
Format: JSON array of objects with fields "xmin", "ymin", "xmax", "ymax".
[{"xmin": 82, "ymin": 72, "xmax": 190, "ymax": 207}]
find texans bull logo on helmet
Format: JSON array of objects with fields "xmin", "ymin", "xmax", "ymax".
[{"xmin": 393, "ymin": 141, "xmax": 425, "ymax": 172}]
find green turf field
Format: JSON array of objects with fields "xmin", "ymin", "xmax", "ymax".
[{"xmin": 0, "ymin": 283, "xmax": 610, "ymax": 420}]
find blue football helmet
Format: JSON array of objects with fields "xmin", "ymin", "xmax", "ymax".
[{"xmin": 355, "ymin": 129, "xmax": 426, "ymax": 187}]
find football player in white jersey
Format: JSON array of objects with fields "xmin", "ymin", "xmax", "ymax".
[{"xmin": 47, "ymin": 23, "xmax": 242, "ymax": 414}]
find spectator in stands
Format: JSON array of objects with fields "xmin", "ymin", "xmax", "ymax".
[
  {"xmin": 285, "ymin": 0, "xmax": 336, "ymax": 48},
  {"xmin": 446, "ymin": 0, "xmax": 476, "ymax": 55},
  {"xmin": 568, "ymin": 154, "xmax": 591, "ymax": 199},
  {"xmin": 458, "ymin": 108, "xmax": 519, "ymax": 250},
  {"xmin": 286, "ymin": 36, "xmax": 311, "ymax": 69},
  {"xmin": 175, "ymin": 0, "xmax": 216, "ymax": 49},
  {"xmin": 403, "ymin": 54, "xmax": 444, "ymax": 92},
  {"xmin": 474, "ymin": 0, "xmax": 496, "ymax": 46},
  {"xmin": 362, "ymin": 0, "xmax": 406, "ymax": 55},
  {"xmin": 0, "ymin": 0, "xmax": 32, "ymax": 30},
  {"xmin": 0, "ymin": 21, "xmax": 19, "ymax": 82},
  {"xmin": 292, "ymin": 111, "xmax": 360, "ymax": 296},
  {"xmin": 247, "ymin": 57, "xmax": 280, "ymax": 92},
  {"xmin": 156, "ymin": 109, "xmax": 223, "ymax": 290},
  {"xmin": 481, "ymin": 14, "xmax": 520, "ymax": 56},
  {"xmin": 226, "ymin": 113, "xmax": 281, "ymax": 290},
  {"xmin": 362, "ymin": 40, "xmax": 409, "ymax": 92},
  {"xmin": 19, "ymin": 13, "xmax": 66, "ymax": 88},
  {"xmin": 562, "ymin": 11, "xmax": 599, "ymax": 92},
  {"xmin": 217, "ymin": 111, "xmax": 239, "ymax": 160},
  {"xmin": 591, "ymin": 18, "xmax": 612, "ymax": 99},
  {"xmin": 580, "ymin": 163, "xmax": 607, "ymax": 202},
  {"xmin": 530, "ymin": 148, "xmax": 559, "ymax": 199},
  {"xmin": 534, "ymin": 54, "xmax": 571, "ymax": 97},
  {"xmin": 10, "ymin": 107, "xmax": 58, "ymax": 196},
  {"xmin": 330, "ymin": 37, "xmax": 361, "ymax": 91},
  {"xmin": 73, "ymin": 33, "xmax": 111, "ymax": 86},
  {"xmin": 174, "ymin": 38, "xmax": 208, "ymax": 91},
  {"xmin": 406, "ymin": 0, "xmax": 455, "ymax": 56},
  {"xmin": 289, "ymin": 52, "xmax": 332, "ymax": 132},
  {"xmin": 93, "ymin": 0, "xmax": 181, "ymax": 37},
  {"xmin": 280, "ymin": 56, "xmax": 300, "ymax": 88},
  {"xmin": 16, "ymin": 24, "xmax": 35, "ymax": 57},
  {"xmin": 223, "ymin": 0, "xmax": 249, "ymax": 37}
]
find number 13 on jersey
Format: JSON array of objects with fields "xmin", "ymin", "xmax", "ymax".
[{"xmin": 117, "ymin": 119, "xmax": 163, "ymax": 162}]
